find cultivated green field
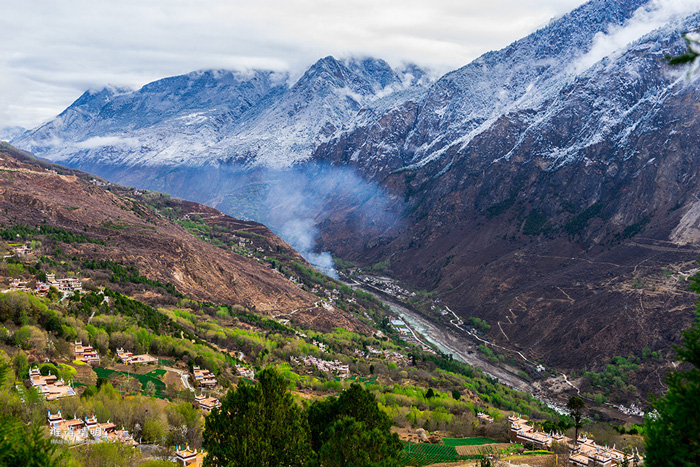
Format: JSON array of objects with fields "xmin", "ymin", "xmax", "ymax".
[{"xmin": 442, "ymin": 437, "xmax": 497, "ymax": 446}]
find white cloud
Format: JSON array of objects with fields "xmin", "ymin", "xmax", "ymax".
[
  {"xmin": 74, "ymin": 136, "xmax": 141, "ymax": 150},
  {"xmin": 572, "ymin": 0, "xmax": 700, "ymax": 74},
  {"xmin": 0, "ymin": 0, "xmax": 585, "ymax": 129}
]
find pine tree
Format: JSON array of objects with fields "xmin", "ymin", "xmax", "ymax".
[
  {"xmin": 644, "ymin": 272, "xmax": 700, "ymax": 466},
  {"xmin": 566, "ymin": 395, "xmax": 585, "ymax": 446},
  {"xmin": 307, "ymin": 383, "xmax": 402, "ymax": 466},
  {"xmin": 203, "ymin": 367, "xmax": 310, "ymax": 467}
]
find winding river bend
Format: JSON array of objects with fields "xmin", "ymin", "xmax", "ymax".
[
  {"xmin": 344, "ymin": 278, "xmax": 579, "ymax": 415},
  {"xmin": 347, "ymin": 279, "xmax": 647, "ymax": 421}
]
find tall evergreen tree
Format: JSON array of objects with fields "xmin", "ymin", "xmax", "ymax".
[
  {"xmin": 644, "ymin": 272, "xmax": 700, "ymax": 466},
  {"xmin": 203, "ymin": 367, "xmax": 310, "ymax": 467},
  {"xmin": 307, "ymin": 383, "xmax": 402, "ymax": 467},
  {"xmin": 0, "ymin": 417, "xmax": 65, "ymax": 467},
  {"xmin": 566, "ymin": 395, "xmax": 585, "ymax": 447}
]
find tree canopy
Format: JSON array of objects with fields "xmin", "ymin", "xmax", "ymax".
[
  {"xmin": 204, "ymin": 373, "xmax": 402, "ymax": 467},
  {"xmin": 644, "ymin": 271, "xmax": 700, "ymax": 466},
  {"xmin": 0, "ymin": 416, "xmax": 65, "ymax": 467},
  {"xmin": 203, "ymin": 367, "xmax": 311, "ymax": 467},
  {"xmin": 307, "ymin": 382, "xmax": 402, "ymax": 467}
]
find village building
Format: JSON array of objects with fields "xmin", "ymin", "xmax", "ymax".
[
  {"xmin": 290, "ymin": 355, "xmax": 350, "ymax": 379},
  {"xmin": 508, "ymin": 415, "xmax": 564, "ymax": 450},
  {"xmin": 116, "ymin": 347, "xmax": 158, "ymax": 365},
  {"xmin": 29, "ymin": 367, "xmax": 76, "ymax": 401},
  {"xmin": 235, "ymin": 364, "xmax": 255, "ymax": 379},
  {"xmin": 194, "ymin": 394, "xmax": 221, "ymax": 413},
  {"xmin": 13, "ymin": 243, "xmax": 32, "ymax": 255},
  {"xmin": 193, "ymin": 366, "xmax": 217, "ymax": 387},
  {"xmin": 42, "ymin": 273, "xmax": 83, "ymax": 295},
  {"xmin": 477, "ymin": 412, "xmax": 494, "ymax": 424},
  {"xmin": 47, "ymin": 410, "xmax": 137, "ymax": 445},
  {"xmin": 35, "ymin": 282, "xmax": 50, "ymax": 295},
  {"xmin": 175, "ymin": 447, "xmax": 205, "ymax": 466},
  {"xmin": 74, "ymin": 340, "xmax": 100, "ymax": 364},
  {"xmin": 8, "ymin": 279, "xmax": 31, "ymax": 292},
  {"xmin": 569, "ymin": 435, "xmax": 640, "ymax": 467},
  {"xmin": 6, "ymin": 275, "xmax": 84, "ymax": 297}
]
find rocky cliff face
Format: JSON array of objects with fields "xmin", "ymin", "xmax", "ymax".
[
  {"xmin": 313, "ymin": 3, "xmax": 700, "ymax": 369},
  {"xmin": 13, "ymin": 0, "xmax": 700, "ymax": 371},
  {"xmin": 14, "ymin": 58, "xmax": 429, "ymax": 169}
]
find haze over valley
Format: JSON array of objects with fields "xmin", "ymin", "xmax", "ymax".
[{"xmin": 3, "ymin": 0, "xmax": 700, "ymax": 465}]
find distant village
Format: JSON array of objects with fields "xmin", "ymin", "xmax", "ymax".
[
  {"xmin": 13, "ymin": 337, "xmax": 229, "ymax": 460},
  {"xmin": 290, "ymin": 355, "xmax": 350, "ymax": 379},
  {"xmin": 509, "ymin": 416, "xmax": 643, "ymax": 466},
  {"xmin": 1, "ymin": 219, "xmax": 651, "ymax": 467}
]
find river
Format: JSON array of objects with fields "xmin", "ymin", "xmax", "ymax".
[{"xmin": 343, "ymin": 277, "xmax": 577, "ymax": 415}]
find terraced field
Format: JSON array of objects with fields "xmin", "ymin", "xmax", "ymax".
[
  {"xmin": 442, "ymin": 437, "xmax": 496, "ymax": 447},
  {"xmin": 455, "ymin": 443, "xmax": 514, "ymax": 456},
  {"xmin": 400, "ymin": 442, "xmax": 475, "ymax": 466}
]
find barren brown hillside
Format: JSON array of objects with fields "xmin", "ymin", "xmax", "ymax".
[{"xmin": 0, "ymin": 144, "xmax": 322, "ymax": 316}]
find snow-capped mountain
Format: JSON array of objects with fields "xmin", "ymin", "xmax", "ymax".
[
  {"xmin": 12, "ymin": 0, "xmax": 700, "ymax": 373},
  {"xmin": 0, "ymin": 126, "xmax": 26, "ymax": 142},
  {"xmin": 318, "ymin": 0, "xmax": 697, "ymax": 177},
  {"xmin": 14, "ymin": 58, "xmax": 429, "ymax": 169}
]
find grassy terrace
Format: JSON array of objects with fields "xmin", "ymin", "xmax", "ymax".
[
  {"xmin": 400, "ymin": 442, "xmax": 475, "ymax": 466},
  {"xmin": 93, "ymin": 367, "xmax": 167, "ymax": 399},
  {"xmin": 442, "ymin": 437, "xmax": 496, "ymax": 446}
]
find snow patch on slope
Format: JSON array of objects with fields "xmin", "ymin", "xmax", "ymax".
[{"xmin": 573, "ymin": 0, "xmax": 700, "ymax": 74}]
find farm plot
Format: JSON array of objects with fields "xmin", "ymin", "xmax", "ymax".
[
  {"xmin": 400, "ymin": 442, "xmax": 476, "ymax": 466},
  {"xmin": 93, "ymin": 367, "xmax": 166, "ymax": 398},
  {"xmin": 455, "ymin": 443, "xmax": 516, "ymax": 456},
  {"xmin": 442, "ymin": 437, "xmax": 496, "ymax": 447}
]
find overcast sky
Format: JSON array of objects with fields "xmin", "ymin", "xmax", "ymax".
[{"xmin": 0, "ymin": 0, "xmax": 589, "ymax": 130}]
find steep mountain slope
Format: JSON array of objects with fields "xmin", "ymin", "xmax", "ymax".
[
  {"xmin": 0, "ymin": 143, "xmax": 365, "ymax": 329},
  {"xmin": 12, "ymin": 0, "xmax": 700, "ymax": 376},
  {"xmin": 14, "ymin": 58, "xmax": 428, "ymax": 170},
  {"xmin": 315, "ymin": 4, "xmax": 700, "ymax": 369}
]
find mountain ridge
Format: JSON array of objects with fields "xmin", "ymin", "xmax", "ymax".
[
  {"xmin": 0, "ymin": 142, "xmax": 374, "ymax": 334},
  {"xmin": 11, "ymin": 0, "xmax": 700, "ymax": 378}
]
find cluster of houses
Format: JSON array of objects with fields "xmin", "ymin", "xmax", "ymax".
[
  {"xmin": 359, "ymin": 275, "xmax": 415, "ymax": 301},
  {"xmin": 509, "ymin": 415, "xmax": 566, "ymax": 449},
  {"xmin": 47, "ymin": 410, "xmax": 137, "ymax": 445},
  {"xmin": 477, "ymin": 412, "xmax": 494, "ymax": 424},
  {"xmin": 508, "ymin": 416, "xmax": 641, "ymax": 466},
  {"xmin": 12, "ymin": 243, "xmax": 33, "ymax": 255},
  {"xmin": 8, "ymin": 274, "xmax": 84, "ymax": 296},
  {"xmin": 290, "ymin": 355, "xmax": 350, "ymax": 379},
  {"xmin": 116, "ymin": 348, "xmax": 158, "ymax": 365},
  {"xmin": 28, "ymin": 367, "xmax": 76, "ymax": 401},
  {"xmin": 74, "ymin": 340, "xmax": 100, "ymax": 365},
  {"xmin": 193, "ymin": 366, "xmax": 217, "ymax": 388},
  {"xmin": 389, "ymin": 318, "xmax": 435, "ymax": 354},
  {"xmin": 312, "ymin": 339, "xmax": 328, "ymax": 352},
  {"xmin": 570, "ymin": 436, "xmax": 641, "ymax": 467},
  {"xmin": 194, "ymin": 393, "xmax": 221, "ymax": 413},
  {"xmin": 355, "ymin": 346, "xmax": 409, "ymax": 366},
  {"xmin": 45, "ymin": 274, "xmax": 83, "ymax": 293},
  {"xmin": 7, "ymin": 279, "xmax": 31, "ymax": 293}
]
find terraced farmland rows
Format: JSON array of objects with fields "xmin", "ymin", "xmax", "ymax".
[{"xmin": 400, "ymin": 442, "xmax": 476, "ymax": 466}]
